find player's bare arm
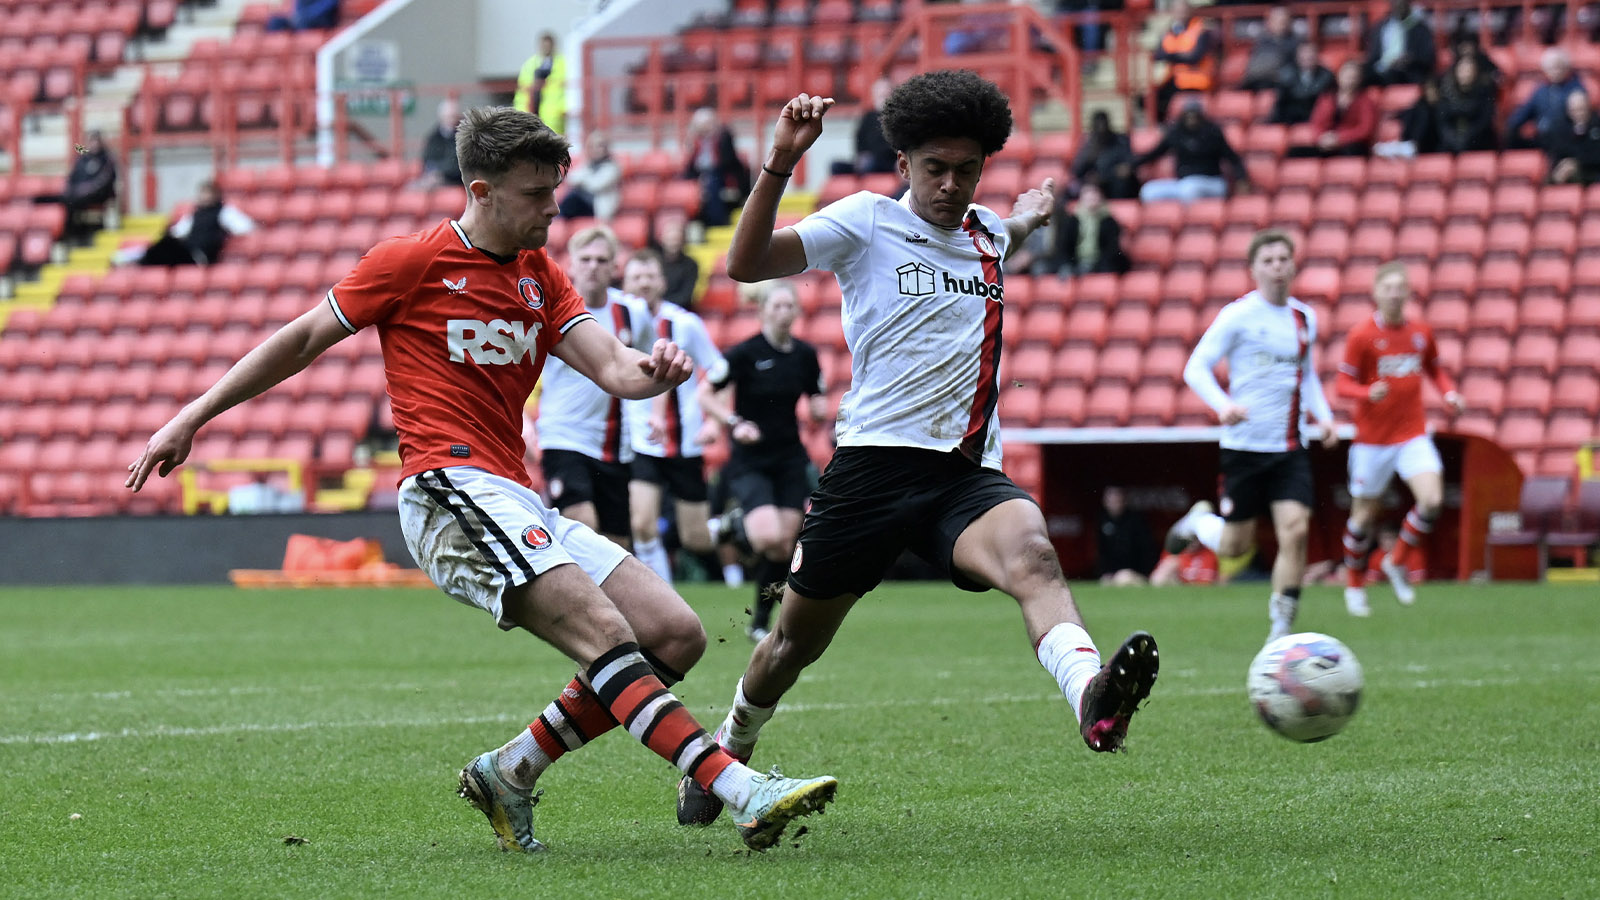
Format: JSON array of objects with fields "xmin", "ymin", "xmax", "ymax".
[
  {"xmin": 697, "ymin": 380, "xmax": 760, "ymax": 444},
  {"xmin": 552, "ymin": 318, "xmax": 692, "ymax": 400},
  {"xmin": 725, "ymin": 93, "xmax": 835, "ymax": 283},
  {"xmin": 1002, "ymin": 178, "xmax": 1054, "ymax": 254},
  {"xmin": 126, "ymin": 303, "xmax": 350, "ymax": 491}
]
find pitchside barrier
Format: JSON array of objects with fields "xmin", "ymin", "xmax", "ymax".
[{"xmin": 1007, "ymin": 426, "xmax": 1524, "ymax": 582}]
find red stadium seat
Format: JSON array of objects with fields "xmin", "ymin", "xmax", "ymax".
[
  {"xmin": 1354, "ymin": 187, "xmax": 1403, "ymax": 227},
  {"xmin": 1483, "ymin": 219, "xmax": 1531, "ymax": 261},
  {"xmin": 1520, "ymin": 294, "xmax": 1566, "ymax": 334},
  {"xmin": 1503, "ymin": 373, "xmax": 1552, "ymax": 416},
  {"xmin": 1040, "ymin": 383, "xmax": 1085, "ymax": 426},
  {"xmin": 1105, "ymin": 304, "xmax": 1153, "ymax": 343},
  {"xmin": 1063, "ymin": 304, "xmax": 1107, "ymax": 347},
  {"xmin": 1531, "ymin": 218, "xmax": 1577, "ymax": 261},
  {"xmin": 1551, "ymin": 372, "xmax": 1600, "ymax": 416},
  {"xmin": 1051, "ymin": 344, "xmax": 1099, "ymax": 385},
  {"xmin": 1150, "ymin": 303, "xmax": 1197, "ymax": 344},
  {"xmin": 1458, "ymin": 373, "xmax": 1504, "ymax": 416},
  {"xmin": 1424, "ymin": 295, "xmax": 1470, "ymax": 337},
  {"xmin": 1462, "ymin": 333, "xmax": 1511, "ymax": 375},
  {"xmin": 1474, "ymin": 260, "xmax": 1524, "ymax": 300},
  {"xmin": 1016, "ymin": 304, "xmax": 1067, "ymax": 347},
  {"xmin": 1142, "ymin": 341, "xmax": 1189, "ymax": 383},
  {"xmin": 1084, "ymin": 381, "xmax": 1132, "ymax": 426},
  {"xmin": 1509, "ymin": 332, "xmax": 1559, "ymax": 377},
  {"xmin": 1437, "ymin": 221, "xmax": 1486, "ymax": 264},
  {"xmin": 1497, "ymin": 413, "xmax": 1546, "ymax": 453},
  {"xmin": 1005, "ymin": 345, "xmax": 1054, "ymax": 385},
  {"xmin": 1558, "ymin": 333, "xmax": 1600, "ymax": 374}
]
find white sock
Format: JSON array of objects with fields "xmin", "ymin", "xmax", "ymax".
[
  {"xmin": 634, "ymin": 538, "xmax": 672, "ymax": 582},
  {"xmin": 1192, "ymin": 511, "xmax": 1225, "ymax": 552},
  {"xmin": 494, "ymin": 727, "xmax": 551, "ymax": 791},
  {"xmin": 710, "ymin": 760, "xmax": 758, "ymax": 810},
  {"xmin": 1036, "ymin": 623, "xmax": 1102, "ymax": 724},
  {"xmin": 722, "ymin": 563, "xmax": 745, "ymax": 588},
  {"xmin": 719, "ymin": 676, "xmax": 776, "ymax": 757}
]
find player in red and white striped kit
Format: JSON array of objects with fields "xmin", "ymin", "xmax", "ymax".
[{"xmin": 1333, "ymin": 262, "xmax": 1465, "ymax": 616}]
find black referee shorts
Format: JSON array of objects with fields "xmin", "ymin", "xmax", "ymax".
[
  {"xmin": 541, "ymin": 449, "xmax": 631, "ymax": 537},
  {"xmin": 788, "ymin": 446, "xmax": 1036, "ymax": 600},
  {"xmin": 630, "ymin": 453, "xmax": 709, "ymax": 503}
]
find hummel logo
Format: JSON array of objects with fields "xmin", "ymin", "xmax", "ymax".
[
  {"xmin": 443, "ymin": 276, "xmax": 468, "ymax": 294},
  {"xmin": 904, "ymin": 231, "xmax": 928, "ymax": 243}
]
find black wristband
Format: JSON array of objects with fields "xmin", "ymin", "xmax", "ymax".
[{"xmin": 761, "ymin": 164, "xmax": 792, "ymax": 178}]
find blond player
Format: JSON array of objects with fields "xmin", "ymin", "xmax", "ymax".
[{"xmin": 1333, "ymin": 262, "xmax": 1464, "ymax": 616}]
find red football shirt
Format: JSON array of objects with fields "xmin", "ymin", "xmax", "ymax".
[
  {"xmin": 327, "ymin": 220, "xmax": 591, "ymax": 486},
  {"xmin": 1335, "ymin": 312, "xmax": 1456, "ymax": 446}
]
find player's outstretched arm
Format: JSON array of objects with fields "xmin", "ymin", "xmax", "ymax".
[
  {"xmin": 553, "ymin": 318, "xmax": 692, "ymax": 400},
  {"xmin": 1003, "ymin": 178, "xmax": 1054, "ymax": 253},
  {"xmin": 726, "ymin": 92, "xmax": 834, "ymax": 283},
  {"xmin": 126, "ymin": 303, "xmax": 350, "ymax": 491}
]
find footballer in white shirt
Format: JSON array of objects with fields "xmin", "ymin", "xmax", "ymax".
[
  {"xmin": 673, "ymin": 71, "xmax": 1160, "ymax": 828},
  {"xmin": 1174, "ymin": 230, "xmax": 1339, "ymax": 644}
]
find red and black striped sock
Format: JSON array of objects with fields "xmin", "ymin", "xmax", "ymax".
[
  {"xmin": 586, "ymin": 642, "xmax": 736, "ymax": 790},
  {"xmin": 1392, "ymin": 506, "xmax": 1435, "ymax": 569}
]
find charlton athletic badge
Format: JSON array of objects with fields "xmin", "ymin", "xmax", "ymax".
[
  {"xmin": 522, "ymin": 525, "xmax": 552, "ymax": 550},
  {"xmin": 790, "ymin": 542, "xmax": 803, "ymax": 573},
  {"xmin": 518, "ymin": 277, "xmax": 544, "ymax": 309}
]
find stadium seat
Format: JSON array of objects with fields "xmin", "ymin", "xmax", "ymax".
[
  {"xmin": 1006, "ymin": 345, "xmax": 1054, "ymax": 385},
  {"xmin": 1462, "ymin": 333, "xmax": 1511, "ymax": 376},
  {"xmin": 1497, "ymin": 413, "xmax": 1546, "ymax": 453},
  {"xmin": 1437, "ymin": 221, "xmax": 1486, "ymax": 264},
  {"xmin": 1303, "ymin": 225, "xmax": 1349, "ymax": 267},
  {"xmin": 1354, "ymin": 187, "xmax": 1403, "ymax": 227},
  {"xmin": 1504, "ymin": 329, "xmax": 1555, "ymax": 374},
  {"xmin": 1017, "ymin": 304, "xmax": 1067, "ymax": 346},
  {"xmin": 1171, "ymin": 229, "xmax": 1218, "ymax": 270},
  {"xmin": 1503, "ymin": 373, "xmax": 1552, "ymax": 416},
  {"xmin": 1483, "ymin": 219, "xmax": 1531, "ymax": 261},
  {"xmin": 1546, "ymin": 412, "xmax": 1597, "ymax": 450},
  {"xmin": 1558, "ymin": 333, "xmax": 1600, "ymax": 374},
  {"xmin": 1142, "ymin": 341, "xmax": 1189, "ymax": 383},
  {"xmin": 1064, "ymin": 303, "xmax": 1108, "ymax": 346},
  {"xmin": 1002, "ymin": 385, "xmax": 1043, "ymax": 428},
  {"xmin": 1040, "ymin": 382, "xmax": 1085, "ymax": 426},
  {"xmin": 1105, "ymin": 304, "xmax": 1153, "ymax": 343},
  {"xmin": 1096, "ymin": 342, "xmax": 1143, "ymax": 384},
  {"xmin": 1551, "ymin": 372, "xmax": 1600, "ymax": 416},
  {"xmin": 1530, "ymin": 218, "xmax": 1577, "ymax": 261},
  {"xmin": 1051, "ymin": 344, "xmax": 1099, "ymax": 385},
  {"xmin": 1425, "ymin": 295, "xmax": 1470, "ymax": 337},
  {"xmin": 1084, "ymin": 381, "xmax": 1132, "ymax": 426},
  {"xmin": 1151, "ymin": 303, "xmax": 1197, "ymax": 344}
]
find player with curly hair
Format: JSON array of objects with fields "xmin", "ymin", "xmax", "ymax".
[{"xmin": 676, "ymin": 70, "xmax": 1161, "ymax": 825}]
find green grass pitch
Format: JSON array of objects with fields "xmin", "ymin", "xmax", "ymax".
[{"xmin": 2, "ymin": 580, "xmax": 1596, "ymax": 899}]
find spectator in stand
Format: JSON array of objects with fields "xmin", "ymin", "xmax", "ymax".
[
  {"xmin": 1544, "ymin": 90, "xmax": 1600, "ymax": 185},
  {"xmin": 265, "ymin": 0, "xmax": 339, "ymax": 31},
  {"xmin": 1070, "ymin": 110, "xmax": 1139, "ymax": 199},
  {"xmin": 57, "ymin": 130, "xmax": 117, "ymax": 245},
  {"xmin": 682, "ymin": 107, "xmax": 750, "ymax": 228},
  {"xmin": 1377, "ymin": 77, "xmax": 1441, "ymax": 158},
  {"xmin": 1096, "ymin": 486, "xmax": 1158, "ymax": 585},
  {"xmin": 1050, "ymin": 181, "xmax": 1129, "ymax": 276},
  {"xmin": 559, "ymin": 130, "xmax": 622, "ymax": 221},
  {"xmin": 1149, "ymin": 0, "xmax": 1217, "ymax": 123},
  {"xmin": 1451, "ymin": 33, "xmax": 1502, "ymax": 89},
  {"xmin": 1363, "ymin": 0, "xmax": 1434, "ymax": 87},
  {"xmin": 139, "ymin": 180, "xmax": 256, "ymax": 266},
  {"xmin": 1434, "ymin": 54, "xmax": 1499, "ymax": 153},
  {"xmin": 1135, "ymin": 99, "xmax": 1251, "ymax": 204},
  {"xmin": 653, "ymin": 217, "xmax": 700, "ymax": 309},
  {"xmin": 514, "ymin": 32, "xmax": 567, "ymax": 133},
  {"xmin": 834, "ymin": 76, "xmax": 898, "ymax": 176},
  {"xmin": 1288, "ymin": 61, "xmax": 1378, "ymax": 157},
  {"xmin": 414, "ymin": 98, "xmax": 461, "ymax": 189},
  {"xmin": 1239, "ymin": 7, "xmax": 1301, "ymax": 91},
  {"xmin": 1506, "ymin": 47, "xmax": 1586, "ymax": 150},
  {"xmin": 1270, "ymin": 42, "xmax": 1334, "ymax": 125}
]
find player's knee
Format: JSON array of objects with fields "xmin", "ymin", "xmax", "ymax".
[
  {"xmin": 1415, "ymin": 497, "xmax": 1442, "ymax": 520},
  {"xmin": 1277, "ymin": 516, "xmax": 1309, "ymax": 546},
  {"xmin": 653, "ymin": 606, "xmax": 707, "ymax": 670},
  {"xmin": 1006, "ymin": 532, "xmax": 1064, "ymax": 587}
]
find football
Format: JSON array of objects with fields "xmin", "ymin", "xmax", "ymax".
[{"xmin": 1247, "ymin": 632, "xmax": 1364, "ymax": 742}]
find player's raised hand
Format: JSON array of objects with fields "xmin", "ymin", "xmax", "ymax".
[
  {"xmin": 1013, "ymin": 177, "xmax": 1055, "ymax": 227},
  {"xmin": 772, "ymin": 93, "xmax": 835, "ymax": 157},
  {"xmin": 125, "ymin": 415, "xmax": 196, "ymax": 492},
  {"xmin": 639, "ymin": 338, "xmax": 694, "ymax": 387}
]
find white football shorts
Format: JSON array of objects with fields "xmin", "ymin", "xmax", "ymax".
[
  {"xmin": 398, "ymin": 466, "xmax": 628, "ymax": 626},
  {"xmin": 1347, "ymin": 434, "xmax": 1443, "ymax": 500}
]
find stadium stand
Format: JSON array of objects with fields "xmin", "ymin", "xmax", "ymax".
[{"xmin": 0, "ymin": 0, "xmax": 1597, "ymax": 523}]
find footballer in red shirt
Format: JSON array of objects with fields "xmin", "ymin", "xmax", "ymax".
[
  {"xmin": 126, "ymin": 106, "xmax": 837, "ymax": 852},
  {"xmin": 1333, "ymin": 262, "xmax": 1464, "ymax": 617}
]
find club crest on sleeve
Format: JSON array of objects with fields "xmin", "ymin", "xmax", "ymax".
[
  {"xmin": 518, "ymin": 277, "xmax": 544, "ymax": 309},
  {"xmin": 790, "ymin": 542, "xmax": 804, "ymax": 573},
  {"xmin": 521, "ymin": 525, "xmax": 552, "ymax": 550},
  {"xmin": 972, "ymin": 232, "xmax": 998, "ymax": 259}
]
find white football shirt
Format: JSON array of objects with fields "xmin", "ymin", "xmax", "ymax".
[
  {"xmin": 1183, "ymin": 290, "xmax": 1335, "ymax": 453},
  {"xmin": 791, "ymin": 190, "xmax": 1010, "ymax": 469},
  {"xmin": 535, "ymin": 287, "xmax": 653, "ymax": 462},
  {"xmin": 627, "ymin": 300, "xmax": 724, "ymax": 459}
]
